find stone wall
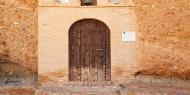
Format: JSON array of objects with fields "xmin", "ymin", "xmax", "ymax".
[{"xmin": 135, "ymin": 0, "xmax": 190, "ymax": 80}]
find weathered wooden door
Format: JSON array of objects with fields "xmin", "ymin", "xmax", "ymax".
[{"xmin": 69, "ymin": 19, "xmax": 110, "ymax": 81}]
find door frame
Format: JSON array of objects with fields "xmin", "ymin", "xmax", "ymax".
[{"xmin": 68, "ymin": 18, "xmax": 111, "ymax": 81}]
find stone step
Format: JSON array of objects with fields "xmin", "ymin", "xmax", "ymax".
[
  {"xmin": 38, "ymin": 85, "xmax": 121, "ymax": 95},
  {"xmin": 37, "ymin": 91, "xmax": 120, "ymax": 95},
  {"xmin": 45, "ymin": 81, "xmax": 113, "ymax": 87},
  {"xmin": 71, "ymin": 92, "xmax": 120, "ymax": 95}
]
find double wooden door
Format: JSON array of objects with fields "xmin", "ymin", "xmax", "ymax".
[{"xmin": 69, "ymin": 19, "xmax": 110, "ymax": 81}]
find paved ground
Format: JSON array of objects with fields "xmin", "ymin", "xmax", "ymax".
[
  {"xmin": 120, "ymin": 83, "xmax": 190, "ymax": 95},
  {"xmin": 0, "ymin": 82, "xmax": 190, "ymax": 95},
  {"xmin": 1, "ymin": 76, "xmax": 190, "ymax": 95},
  {"xmin": 36, "ymin": 81, "xmax": 190, "ymax": 95}
]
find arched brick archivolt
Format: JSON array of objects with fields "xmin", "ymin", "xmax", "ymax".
[{"xmin": 69, "ymin": 19, "xmax": 111, "ymax": 81}]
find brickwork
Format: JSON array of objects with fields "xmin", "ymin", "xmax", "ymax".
[
  {"xmin": 39, "ymin": 0, "xmax": 134, "ymax": 6},
  {"xmin": 38, "ymin": 2, "xmax": 138, "ymax": 83}
]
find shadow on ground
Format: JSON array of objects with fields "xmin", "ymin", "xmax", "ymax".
[
  {"xmin": 0, "ymin": 88, "xmax": 35, "ymax": 95},
  {"xmin": 0, "ymin": 57, "xmax": 37, "ymax": 87}
]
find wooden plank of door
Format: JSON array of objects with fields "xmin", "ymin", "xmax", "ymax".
[
  {"xmin": 105, "ymin": 30, "xmax": 111, "ymax": 81},
  {"xmin": 75, "ymin": 28, "xmax": 81, "ymax": 81},
  {"xmin": 69, "ymin": 25, "xmax": 81, "ymax": 81},
  {"xmin": 89, "ymin": 31, "xmax": 98, "ymax": 81},
  {"xmin": 81, "ymin": 28, "xmax": 90, "ymax": 81},
  {"xmin": 91, "ymin": 31, "xmax": 106, "ymax": 81},
  {"xmin": 69, "ymin": 27, "xmax": 74, "ymax": 81}
]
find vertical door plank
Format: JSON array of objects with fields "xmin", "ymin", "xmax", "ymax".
[
  {"xmin": 69, "ymin": 24, "xmax": 81, "ymax": 81},
  {"xmin": 105, "ymin": 30, "xmax": 111, "ymax": 81},
  {"xmin": 89, "ymin": 31, "xmax": 98, "ymax": 81},
  {"xmin": 69, "ymin": 28, "xmax": 74, "ymax": 81},
  {"xmin": 75, "ymin": 25, "xmax": 81, "ymax": 81},
  {"xmin": 90, "ymin": 31, "xmax": 106, "ymax": 81},
  {"xmin": 81, "ymin": 22, "xmax": 90, "ymax": 81}
]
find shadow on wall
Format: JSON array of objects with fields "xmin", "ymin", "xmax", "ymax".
[{"xmin": 0, "ymin": 56, "xmax": 37, "ymax": 87}]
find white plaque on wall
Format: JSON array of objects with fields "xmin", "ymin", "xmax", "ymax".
[
  {"xmin": 122, "ymin": 32, "xmax": 136, "ymax": 41},
  {"xmin": 109, "ymin": 0, "xmax": 120, "ymax": 4},
  {"xmin": 57, "ymin": 0, "xmax": 69, "ymax": 3}
]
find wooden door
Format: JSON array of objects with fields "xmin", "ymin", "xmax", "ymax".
[{"xmin": 69, "ymin": 19, "xmax": 110, "ymax": 81}]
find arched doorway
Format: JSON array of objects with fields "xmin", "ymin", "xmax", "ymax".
[{"xmin": 69, "ymin": 19, "xmax": 111, "ymax": 81}]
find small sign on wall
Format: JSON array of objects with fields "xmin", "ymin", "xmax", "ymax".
[
  {"xmin": 57, "ymin": 0, "xmax": 69, "ymax": 3},
  {"xmin": 109, "ymin": 0, "xmax": 120, "ymax": 4},
  {"xmin": 122, "ymin": 32, "xmax": 136, "ymax": 41}
]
